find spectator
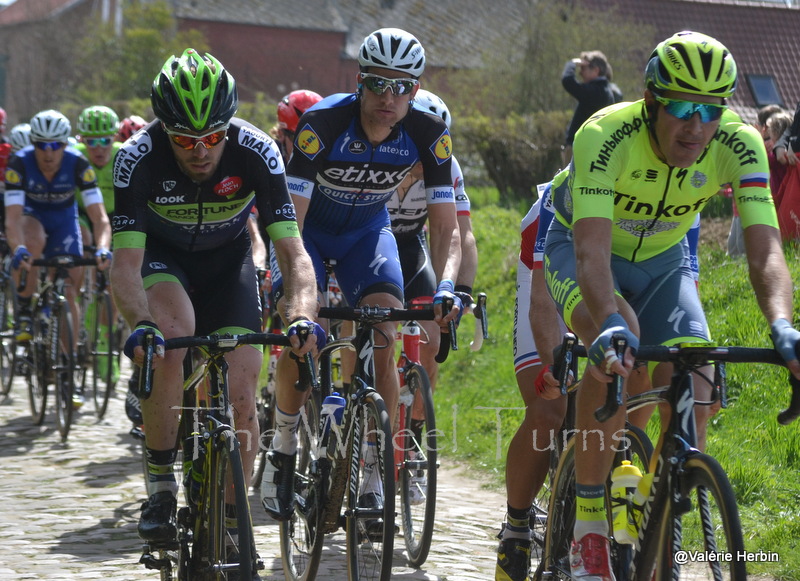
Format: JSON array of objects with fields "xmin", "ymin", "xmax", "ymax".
[
  {"xmin": 766, "ymin": 111, "xmax": 792, "ymax": 203},
  {"xmin": 561, "ymin": 50, "xmax": 620, "ymax": 166}
]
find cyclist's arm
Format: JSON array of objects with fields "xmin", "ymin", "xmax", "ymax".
[
  {"xmin": 427, "ymin": 201, "xmax": 461, "ymax": 283},
  {"xmin": 456, "ymin": 212, "xmax": 477, "ymax": 290},
  {"xmin": 742, "ymin": 224, "xmax": 800, "ymax": 376},
  {"xmin": 270, "ymin": 233, "xmax": 319, "ymax": 352},
  {"xmin": 530, "ymin": 266, "xmax": 564, "ymax": 398},
  {"xmin": 85, "ymin": 201, "xmax": 112, "ymax": 252},
  {"xmin": 248, "ymin": 213, "xmax": 267, "ymax": 268},
  {"xmin": 573, "ymin": 217, "xmax": 619, "ymax": 330},
  {"xmin": 109, "ymin": 246, "xmax": 153, "ymax": 330}
]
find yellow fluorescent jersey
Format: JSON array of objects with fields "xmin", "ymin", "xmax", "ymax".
[{"xmin": 552, "ymin": 101, "xmax": 777, "ymax": 262}]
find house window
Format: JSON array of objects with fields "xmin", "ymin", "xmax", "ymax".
[{"xmin": 746, "ymin": 74, "xmax": 784, "ymax": 108}]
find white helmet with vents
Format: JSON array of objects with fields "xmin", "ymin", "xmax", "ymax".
[
  {"xmin": 30, "ymin": 109, "xmax": 71, "ymax": 142},
  {"xmin": 358, "ymin": 28, "xmax": 425, "ymax": 78},
  {"xmin": 414, "ymin": 89, "xmax": 451, "ymax": 129},
  {"xmin": 9, "ymin": 123, "xmax": 32, "ymax": 152}
]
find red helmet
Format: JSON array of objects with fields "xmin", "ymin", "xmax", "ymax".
[
  {"xmin": 116, "ymin": 115, "xmax": 147, "ymax": 142},
  {"xmin": 277, "ymin": 90, "xmax": 323, "ymax": 133}
]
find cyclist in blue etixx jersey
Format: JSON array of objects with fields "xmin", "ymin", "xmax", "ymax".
[
  {"xmin": 262, "ymin": 28, "xmax": 463, "ymax": 524},
  {"xmin": 3, "ymin": 109, "xmax": 112, "ymax": 351},
  {"xmin": 543, "ymin": 31, "xmax": 800, "ymax": 580},
  {"xmin": 386, "ymin": 88, "xmax": 477, "ymax": 394},
  {"xmin": 109, "ymin": 49, "xmax": 322, "ymax": 561}
]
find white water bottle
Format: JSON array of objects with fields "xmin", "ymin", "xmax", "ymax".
[{"xmin": 610, "ymin": 460, "xmax": 642, "ymax": 545}]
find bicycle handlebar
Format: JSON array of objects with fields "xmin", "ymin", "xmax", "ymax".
[
  {"xmin": 553, "ymin": 337, "xmax": 800, "ymax": 425},
  {"xmin": 595, "ymin": 334, "xmax": 628, "ymax": 423},
  {"xmin": 317, "ymin": 304, "xmax": 457, "ymax": 363},
  {"xmin": 17, "ymin": 255, "xmax": 99, "ymax": 292},
  {"xmin": 136, "ymin": 330, "xmax": 314, "ymax": 400}
]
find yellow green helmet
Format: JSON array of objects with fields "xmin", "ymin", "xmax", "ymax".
[
  {"xmin": 644, "ymin": 31, "xmax": 737, "ymax": 98},
  {"xmin": 151, "ymin": 48, "xmax": 238, "ymax": 131}
]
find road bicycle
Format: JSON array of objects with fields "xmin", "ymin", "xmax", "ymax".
[
  {"xmin": 8, "ymin": 255, "xmax": 97, "ymax": 441},
  {"xmin": 76, "ymin": 263, "xmax": 124, "ymax": 419},
  {"xmin": 535, "ymin": 338, "xmax": 800, "ymax": 580},
  {"xmin": 138, "ymin": 328, "xmax": 311, "ymax": 581},
  {"xmin": 278, "ymin": 304, "xmax": 450, "ymax": 581},
  {"xmin": 0, "ymin": 253, "xmax": 17, "ymax": 396},
  {"xmin": 393, "ymin": 292, "xmax": 486, "ymax": 567}
]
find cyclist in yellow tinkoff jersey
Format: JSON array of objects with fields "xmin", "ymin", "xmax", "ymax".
[{"xmin": 544, "ymin": 31, "xmax": 800, "ymax": 580}]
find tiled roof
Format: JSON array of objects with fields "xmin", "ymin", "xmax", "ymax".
[
  {"xmin": 0, "ymin": 0, "xmax": 81, "ymax": 25},
  {"xmin": 173, "ymin": 0, "xmax": 347, "ymax": 32},
  {"xmin": 585, "ymin": 0, "xmax": 800, "ymax": 118},
  {"xmin": 173, "ymin": 0, "xmax": 527, "ymax": 70}
]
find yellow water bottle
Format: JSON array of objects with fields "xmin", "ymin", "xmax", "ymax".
[{"xmin": 610, "ymin": 460, "xmax": 642, "ymax": 545}]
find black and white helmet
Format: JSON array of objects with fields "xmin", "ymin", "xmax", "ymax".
[
  {"xmin": 358, "ymin": 28, "xmax": 425, "ymax": 78},
  {"xmin": 30, "ymin": 109, "xmax": 71, "ymax": 142},
  {"xmin": 414, "ymin": 89, "xmax": 451, "ymax": 129},
  {"xmin": 8, "ymin": 123, "xmax": 32, "ymax": 152}
]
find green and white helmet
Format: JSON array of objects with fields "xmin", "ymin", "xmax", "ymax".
[
  {"xmin": 151, "ymin": 48, "xmax": 238, "ymax": 132},
  {"xmin": 644, "ymin": 31, "xmax": 737, "ymax": 98},
  {"xmin": 77, "ymin": 105, "xmax": 120, "ymax": 137}
]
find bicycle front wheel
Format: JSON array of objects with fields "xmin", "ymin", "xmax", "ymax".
[
  {"xmin": 280, "ymin": 392, "xmax": 324, "ymax": 581},
  {"xmin": 397, "ymin": 364, "xmax": 436, "ymax": 568},
  {"xmin": 654, "ymin": 453, "xmax": 747, "ymax": 581},
  {"xmin": 346, "ymin": 390, "xmax": 395, "ymax": 581},
  {"xmin": 54, "ymin": 305, "xmax": 75, "ymax": 441},
  {"xmin": 90, "ymin": 290, "xmax": 116, "ymax": 418},
  {"xmin": 0, "ymin": 272, "xmax": 16, "ymax": 395},
  {"xmin": 28, "ymin": 307, "xmax": 51, "ymax": 425},
  {"xmin": 193, "ymin": 428, "xmax": 254, "ymax": 581}
]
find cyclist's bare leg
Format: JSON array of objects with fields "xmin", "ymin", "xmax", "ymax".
[
  {"xmin": 141, "ymin": 282, "xmax": 194, "ymax": 452},
  {"xmin": 66, "ymin": 266, "xmax": 84, "ymax": 347},
  {"xmin": 506, "ymin": 364, "xmax": 568, "ymax": 508},
  {"xmin": 227, "ymin": 344, "xmax": 263, "ymax": 487},
  {"xmin": 418, "ymin": 318, "xmax": 440, "ymax": 389},
  {"xmin": 358, "ymin": 291, "xmax": 403, "ymax": 426}
]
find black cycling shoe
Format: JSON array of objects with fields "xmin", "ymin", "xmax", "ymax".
[
  {"xmin": 138, "ymin": 491, "xmax": 177, "ymax": 543},
  {"xmin": 495, "ymin": 533, "xmax": 532, "ymax": 581}
]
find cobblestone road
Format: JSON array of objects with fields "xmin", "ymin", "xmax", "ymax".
[{"xmin": 0, "ymin": 363, "xmax": 507, "ymax": 580}]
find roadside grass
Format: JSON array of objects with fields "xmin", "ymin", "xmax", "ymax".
[{"xmin": 436, "ymin": 196, "xmax": 800, "ymax": 579}]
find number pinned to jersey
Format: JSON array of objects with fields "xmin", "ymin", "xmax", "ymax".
[{"xmin": 431, "ymin": 130, "xmax": 452, "ymax": 165}]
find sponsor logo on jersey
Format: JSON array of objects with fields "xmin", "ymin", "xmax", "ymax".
[
  {"xmin": 81, "ymin": 167, "xmax": 97, "ymax": 184},
  {"xmin": 297, "ymin": 125, "xmax": 324, "ymax": 160},
  {"xmin": 286, "ymin": 177, "xmax": 313, "ymax": 196},
  {"xmin": 589, "ymin": 117, "xmax": 645, "ymax": 173},
  {"xmin": 4, "ymin": 168, "xmax": 21, "ymax": 185},
  {"xmin": 348, "ymin": 140, "xmax": 368, "ymax": 155},
  {"xmin": 112, "ymin": 215, "xmax": 134, "ymax": 230},
  {"xmin": 739, "ymin": 173, "xmax": 768, "ymax": 189},
  {"xmin": 114, "ymin": 133, "xmax": 153, "ymax": 187},
  {"xmin": 162, "ymin": 181, "xmax": 176, "ymax": 192},
  {"xmin": 277, "ymin": 203, "xmax": 296, "ymax": 220},
  {"xmin": 736, "ymin": 193, "xmax": 772, "ymax": 205},
  {"xmin": 238, "ymin": 126, "xmax": 283, "ymax": 172},
  {"xmin": 430, "ymin": 188, "xmax": 453, "ymax": 201},
  {"xmin": 690, "ymin": 171, "xmax": 707, "ymax": 188},
  {"xmin": 377, "ymin": 144, "xmax": 410, "ymax": 156},
  {"xmin": 214, "ymin": 176, "xmax": 243, "ymax": 197},
  {"xmin": 615, "ymin": 192, "xmax": 713, "ymax": 218},
  {"xmin": 318, "ymin": 185, "xmax": 389, "ymax": 204},
  {"xmin": 617, "ymin": 218, "xmax": 680, "ymax": 237},
  {"xmin": 645, "ymin": 169, "xmax": 658, "ymax": 182},
  {"xmin": 431, "ymin": 131, "xmax": 452, "ymax": 165},
  {"xmin": 148, "ymin": 261, "xmax": 168, "ymax": 270},
  {"xmin": 322, "ymin": 164, "xmax": 411, "ymax": 188},
  {"xmin": 714, "ymin": 127, "xmax": 759, "ymax": 166},
  {"xmin": 156, "ymin": 195, "xmax": 185, "ymax": 204}
]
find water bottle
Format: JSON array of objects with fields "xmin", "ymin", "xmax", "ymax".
[
  {"xmin": 321, "ymin": 393, "xmax": 346, "ymax": 436},
  {"xmin": 610, "ymin": 460, "xmax": 642, "ymax": 545},
  {"xmin": 628, "ymin": 471, "xmax": 654, "ymax": 544}
]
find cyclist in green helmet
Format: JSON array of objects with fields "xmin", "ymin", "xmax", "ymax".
[
  {"xmin": 110, "ymin": 50, "xmax": 321, "ymax": 562},
  {"xmin": 543, "ymin": 31, "xmax": 800, "ymax": 580}
]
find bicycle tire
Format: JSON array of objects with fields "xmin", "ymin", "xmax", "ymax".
[
  {"xmin": 252, "ymin": 386, "xmax": 277, "ymax": 490},
  {"xmin": 279, "ymin": 392, "xmax": 324, "ymax": 581},
  {"xmin": 90, "ymin": 290, "xmax": 116, "ymax": 418},
  {"xmin": 653, "ymin": 453, "xmax": 747, "ymax": 581},
  {"xmin": 193, "ymin": 428, "xmax": 254, "ymax": 581},
  {"xmin": 54, "ymin": 304, "xmax": 75, "ymax": 441},
  {"xmin": 398, "ymin": 364, "xmax": 437, "ymax": 567},
  {"xmin": 346, "ymin": 390, "xmax": 395, "ymax": 581},
  {"xmin": 535, "ymin": 423, "xmax": 651, "ymax": 581},
  {"xmin": 28, "ymin": 303, "xmax": 50, "ymax": 425},
  {"xmin": 0, "ymin": 272, "xmax": 15, "ymax": 395}
]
